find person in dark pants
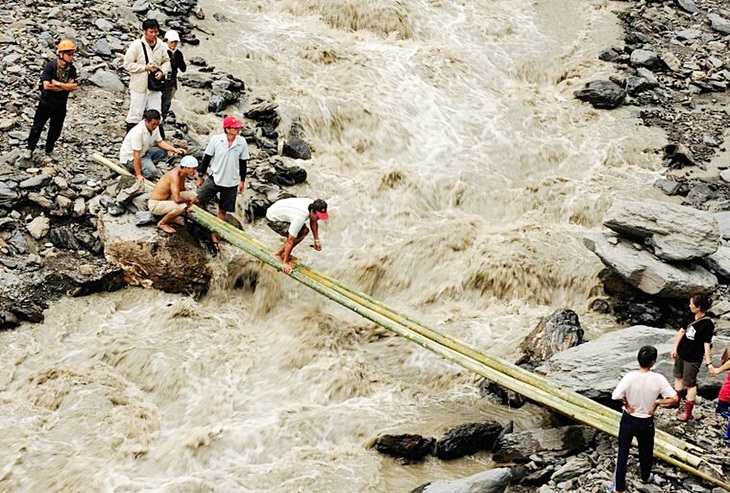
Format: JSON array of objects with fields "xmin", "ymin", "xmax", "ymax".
[
  {"xmin": 24, "ymin": 39, "xmax": 79, "ymax": 162},
  {"xmin": 161, "ymin": 30, "xmax": 186, "ymax": 122},
  {"xmin": 610, "ymin": 345, "xmax": 678, "ymax": 493}
]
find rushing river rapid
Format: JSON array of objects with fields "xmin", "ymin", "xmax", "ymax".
[{"xmin": 1, "ymin": 0, "xmax": 670, "ymax": 491}]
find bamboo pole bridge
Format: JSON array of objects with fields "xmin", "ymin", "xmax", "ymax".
[{"xmin": 92, "ymin": 153, "xmax": 730, "ymax": 491}]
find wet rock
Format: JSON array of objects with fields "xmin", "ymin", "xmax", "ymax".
[
  {"xmin": 602, "ymin": 198, "xmax": 719, "ymax": 261},
  {"xmin": 492, "ymin": 426, "xmax": 595, "ymax": 463},
  {"xmin": 518, "ymin": 309, "xmax": 583, "ymax": 365},
  {"xmin": 479, "ymin": 381, "xmax": 526, "ymax": 408},
  {"xmin": 410, "ymin": 468, "xmax": 512, "ymax": 493},
  {"xmin": 98, "ymin": 212, "xmax": 211, "ymax": 295},
  {"xmin": 434, "ymin": 422, "xmax": 503, "ymax": 460},
  {"xmin": 282, "ymin": 137, "xmax": 312, "ymax": 160},
  {"xmin": 373, "ymin": 434, "xmax": 435, "ymax": 461},
  {"xmin": 584, "ymin": 232, "xmax": 718, "ymax": 297},
  {"xmin": 573, "ymin": 80, "xmax": 626, "ymax": 109}
]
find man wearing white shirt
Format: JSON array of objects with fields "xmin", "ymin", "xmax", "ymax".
[
  {"xmin": 610, "ymin": 346, "xmax": 679, "ymax": 493},
  {"xmin": 119, "ymin": 109, "xmax": 186, "ymax": 181},
  {"xmin": 266, "ymin": 197, "xmax": 328, "ymax": 274}
]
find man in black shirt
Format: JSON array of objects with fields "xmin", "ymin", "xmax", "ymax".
[{"xmin": 24, "ymin": 39, "xmax": 79, "ymax": 162}]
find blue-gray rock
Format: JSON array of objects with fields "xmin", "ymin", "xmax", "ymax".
[
  {"xmin": 131, "ymin": 0, "xmax": 149, "ymax": 13},
  {"xmin": 636, "ymin": 67, "xmax": 659, "ymax": 87},
  {"xmin": 677, "ymin": 0, "xmax": 700, "ymax": 13},
  {"xmin": 410, "ymin": 468, "xmax": 512, "ymax": 493},
  {"xmin": 653, "ymin": 178, "xmax": 681, "ymax": 196},
  {"xmin": 708, "ymin": 13, "xmax": 730, "ymax": 35},
  {"xmin": 676, "ymin": 29, "xmax": 703, "ymax": 41},
  {"xmin": 0, "ymin": 183, "xmax": 19, "ymax": 207},
  {"xmin": 19, "ymin": 174, "xmax": 51, "ymax": 190},
  {"xmin": 573, "ymin": 80, "xmax": 625, "ymax": 109},
  {"xmin": 702, "ymin": 245, "xmax": 730, "ymax": 281},
  {"xmin": 89, "ymin": 70, "xmax": 125, "ymax": 92},
  {"xmin": 7, "ymin": 230, "xmax": 28, "ymax": 254},
  {"xmin": 134, "ymin": 211, "xmax": 155, "ymax": 226},
  {"xmin": 282, "ymin": 137, "xmax": 312, "ymax": 160},
  {"xmin": 630, "ymin": 49, "xmax": 663, "ymax": 69},
  {"xmin": 686, "ymin": 184, "xmax": 717, "ymax": 207},
  {"xmin": 95, "ymin": 19, "xmax": 115, "ymax": 31},
  {"xmin": 93, "ymin": 39, "xmax": 113, "ymax": 57},
  {"xmin": 626, "ymin": 76, "xmax": 652, "ymax": 95}
]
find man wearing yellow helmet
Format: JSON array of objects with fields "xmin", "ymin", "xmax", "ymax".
[{"xmin": 23, "ymin": 39, "xmax": 79, "ymax": 162}]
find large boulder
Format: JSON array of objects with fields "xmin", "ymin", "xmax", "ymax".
[
  {"xmin": 584, "ymin": 233, "xmax": 718, "ymax": 297},
  {"xmin": 701, "ymin": 245, "xmax": 730, "ymax": 281},
  {"xmin": 492, "ymin": 426, "xmax": 595, "ymax": 463},
  {"xmin": 98, "ymin": 213, "xmax": 211, "ymax": 295},
  {"xmin": 603, "ymin": 199, "xmax": 719, "ymax": 261},
  {"xmin": 518, "ymin": 309, "xmax": 583, "ymax": 365},
  {"xmin": 410, "ymin": 468, "xmax": 512, "ymax": 493},
  {"xmin": 373, "ymin": 434, "xmax": 435, "ymax": 461},
  {"xmin": 434, "ymin": 422, "xmax": 503, "ymax": 460},
  {"xmin": 536, "ymin": 326, "xmax": 730, "ymax": 401}
]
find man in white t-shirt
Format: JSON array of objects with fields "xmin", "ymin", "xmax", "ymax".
[
  {"xmin": 119, "ymin": 109, "xmax": 185, "ymax": 181},
  {"xmin": 610, "ymin": 345, "xmax": 679, "ymax": 493},
  {"xmin": 266, "ymin": 197, "xmax": 328, "ymax": 274}
]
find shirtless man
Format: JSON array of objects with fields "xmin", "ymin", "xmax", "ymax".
[{"xmin": 148, "ymin": 155, "xmax": 198, "ymax": 233}]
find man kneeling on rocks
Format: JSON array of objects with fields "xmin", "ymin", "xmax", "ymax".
[
  {"xmin": 120, "ymin": 109, "xmax": 186, "ymax": 181},
  {"xmin": 610, "ymin": 345, "xmax": 678, "ymax": 493},
  {"xmin": 148, "ymin": 155, "xmax": 198, "ymax": 234}
]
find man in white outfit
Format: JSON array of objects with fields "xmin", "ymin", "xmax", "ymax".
[
  {"xmin": 266, "ymin": 197, "xmax": 328, "ymax": 274},
  {"xmin": 123, "ymin": 18, "xmax": 170, "ymax": 132}
]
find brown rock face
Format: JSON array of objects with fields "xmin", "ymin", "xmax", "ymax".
[{"xmin": 98, "ymin": 213, "xmax": 211, "ymax": 296}]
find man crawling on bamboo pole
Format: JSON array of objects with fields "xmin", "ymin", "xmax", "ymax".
[
  {"xmin": 265, "ymin": 197, "xmax": 328, "ymax": 274},
  {"xmin": 148, "ymin": 155, "xmax": 199, "ymax": 233}
]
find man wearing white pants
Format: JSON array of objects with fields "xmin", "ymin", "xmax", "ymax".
[{"xmin": 123, "ymin": 18, "xmax": 170, "ymax": 131}]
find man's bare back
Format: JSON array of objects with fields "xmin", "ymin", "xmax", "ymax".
[{"xmin": 149, "ymin": 170, "xmax": 178, "ymax": 201}]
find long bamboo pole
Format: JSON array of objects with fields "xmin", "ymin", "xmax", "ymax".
[{"xmin": 91, "ymin": 153, "xmax": 730, "ymax": 491}]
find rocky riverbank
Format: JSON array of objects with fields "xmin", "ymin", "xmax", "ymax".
[{"xmin": 0, "ymin": 0, "xmax": 313, "ymax": 328}]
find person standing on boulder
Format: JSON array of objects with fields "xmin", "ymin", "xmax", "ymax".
[
  {"xmin": 23, "ymin": 39, "xmax": 79, "ymax": 163},
  {"xmin": 610, "ymin": 345, "xmax": 678, "ymax": 493},
  {"xmin": 265, "ymin": 197, "xmax": 328, "ymax": 275},
  {"xmin": 148, "ymin": 155, "xmax": 199, "ymax": 234},
  {"xmin": 671, "ymin": 292, "xmax": 715, "ymax": 421},
  {"xmin": 119, "ymin": 109, "xmax": 186, "ymax": 181},
  {"xmin": 196, "ymin": 116, "xmax": 250, "ymax": 249},
  {"xmin": 123, "ymin": 18, "xmax": 170, "ymax": 132}
]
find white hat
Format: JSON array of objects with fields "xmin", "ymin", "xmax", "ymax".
[
  {"xmin": 164, "ymin": 30, "xmax": 180, "ymax": 42},
  {"xmin": 180, "ymin": 156, "xmax": 198, "ymax": 168}
]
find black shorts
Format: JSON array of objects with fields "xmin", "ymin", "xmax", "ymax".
[
  {"xmin": 673, "ymin": 355, "xmax": 702, "ymax": 387},
  {"xmin": 197, "ymin": 176, "xmax": 237, "ymax": 213},
  {"xmin": 266, "ymin": 219, "xmax": 307, "ymax": 240}
]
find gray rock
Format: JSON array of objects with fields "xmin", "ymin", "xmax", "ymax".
[
  {"xmin": 573, "ymin": 80, "xmax": 625, "ymax": 109},
  {"xmin": 551, "ymin": 457, "xmax": 593, "ymax": 483},
  {"xmin": 27, "ymin": 192, "xmax": 54, "ymax": 210},
  {"xmin": 134, "ymin": 211, "xmax": 155, "ymax": 226},
  {"xmin": 89, "ymin": 70, "xmax": 125, "ymax": 92},
  {"xmin": 603, "ymin": 199, "xmax": 719, "ymax": 261},
  {"xmin": 676, "ymin": 29, "xmax": 703, "ymax": 41},
  {"xmin": 0, "ymin": 183, "xmax": 19, "ymax": 207},
  {"xmin": 677, "ymin": 0, "xmax": 700, "ymax": 13},
  {"xmin": 373, "ymin": 434, "xmax": 435, "ymax": 461},
  {"xmin": 584, "ymin": 233, "xmax": 718, "ymax": 297},
  {"xmin": 701, "ymin": 245, "xmax": 730, "ymax": 281},
  {"xmin": 636, "ymin": 67, "xmax": 659, "ymax": 87},
  {"xmin": 630, "ymin": 49, "xmax": 663, "ymax": 69},
  {"xmin": 434, "ymin": 422, "xmax": 503, "ymax": 460},
  {"xmin": 518, "ymin": 309, "xmax": 583, "ymax": 365},
  {"xmin": 73, "ymin": 198, "xmax": 86, "ymax": 217},
  {"xmin": 131, "ymin": 0, "xmax": 149, "ymax": 13},
  {"xmin": 282, "ymin": 137, "xmax": 312, "ymax": 160},
  {"xmin": 93, "ymin": 39, "xmax": 113, "ymax": 57},
  {"xmin": 94, "ymin": 19, "xmax": 115, "ymax": 31},
  {"xmin": 714, "ymin": 212, "xmax": 730, "ymax": 238},
  {"xmin": 708, "ymin": 13, "xmax": 730, "ymax": 35},
  {"xmin": 493, "ymin": 426, "xmax": 595, "ymax": 463},
  {"xmin": 410, "ymin": 468, "xmax": 512, "ymax": 493},
  {"xmin": 7, "ymin": 230, "xmax": 28, "ymax": 254},
  {"xmin": 177, "ymin": 72, "xmax": 211, "ymax": 89},
  {"xmin": 660, "ymin": 52, "xmax": 682, "ymax": 72},
  {"xmin": 19, "ymin": 174, "xmax": 51, "ymax": 190},
  {"xmin": 626, "ymin": 76, "xmax": 652, "ymax": 95},
  {"xmin": 653, "ymin": 179, "xmax": 681, "ymax": 196},
  {"xmin": 537, "ymin": 326, "xmax": 730, "ymax": 401}
]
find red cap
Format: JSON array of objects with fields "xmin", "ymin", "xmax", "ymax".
[
  {"xmin": 311, "ymin": 199, "xmax": 328, "ymax": 220},
  {"xmin": 223, "ymin": 116, "xmax": 243, "ymax": 129},
  {"xmin": 315, "ymin": 210, "xmax": 329, "ymax": 221}
]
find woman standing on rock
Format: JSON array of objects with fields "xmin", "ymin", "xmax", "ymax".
[{"xmin": 671, "ymin": 292, "xmax": 715, "ymax": 421}]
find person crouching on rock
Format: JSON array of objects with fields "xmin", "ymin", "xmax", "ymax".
[
  {"xmin": 610, "ymin": 345, "xmax": 678, "ymax": 493},
  {"xmin": 24, "ymin": 39, "xmax": 79, "ymax": 163},
  {"xmin": 670, "ymin": 292, "xmax": 715, "ymax": 421},
  {"xmin": 265, "ymin": 198, "xmax": 328, "ymax": 275},
  {"xmin": 119, "ymin": 109, "xmax": 186, "ymax": 181},
  {"xmin": 148, "ymin": 155, "xmax": 199, "ymax": 234}
]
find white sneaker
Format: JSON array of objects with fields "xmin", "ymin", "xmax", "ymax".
[{"xmin": 22, "ymin": 149, "xmax": 32, "ymax": 159}]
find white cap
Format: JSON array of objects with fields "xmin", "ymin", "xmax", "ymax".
[
  {"xmin": 180, "ymin": 156, "xmax": 198, "ymax": 168},
  {"xmin": 164, "ymin": 30, "xmax": 180, "ymax": 42}
]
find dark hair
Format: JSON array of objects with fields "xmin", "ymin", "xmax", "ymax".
[
  {"xmin": 308, "ymin": 199, "xmax": 327, "ymax": 213},
  {"xmin": 143, "ymin": 109, "xmax": 161, "ymax": 121},
  {"xmin": 142, "ymin": 19, "xmax": 160, "ymax": 30},
  {"xmin": 637, "ymin": 345, "xmax": 657, "ymax": 368},
  {"xmin": 691, "ymin": 292, "xmax": 712, "ymax": 313}
]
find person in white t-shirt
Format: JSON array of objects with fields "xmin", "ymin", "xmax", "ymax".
[
  {"xmin": 119, "ymin": 109, "xmax": 185, "ymax": 181},
  {"xmin": 266, "ymin": 197, "xmax": 328, "ymax": 274},
  {"xmin": 610, "ymin": 345, "xmax": 679, "ymax": 493}
]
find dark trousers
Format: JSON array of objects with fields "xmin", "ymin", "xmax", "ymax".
[
  {"xmin": 614, "ymin": 411, "xmax": 654, "ymax": 491},
  {"xmin": 27, "ymin": 101, "xmax": 67, "ymax": 153}
]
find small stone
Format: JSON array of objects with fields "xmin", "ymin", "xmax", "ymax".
[{"xmin": 26, "ymin": 216, "xmax": 50, "ymax": 239}]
